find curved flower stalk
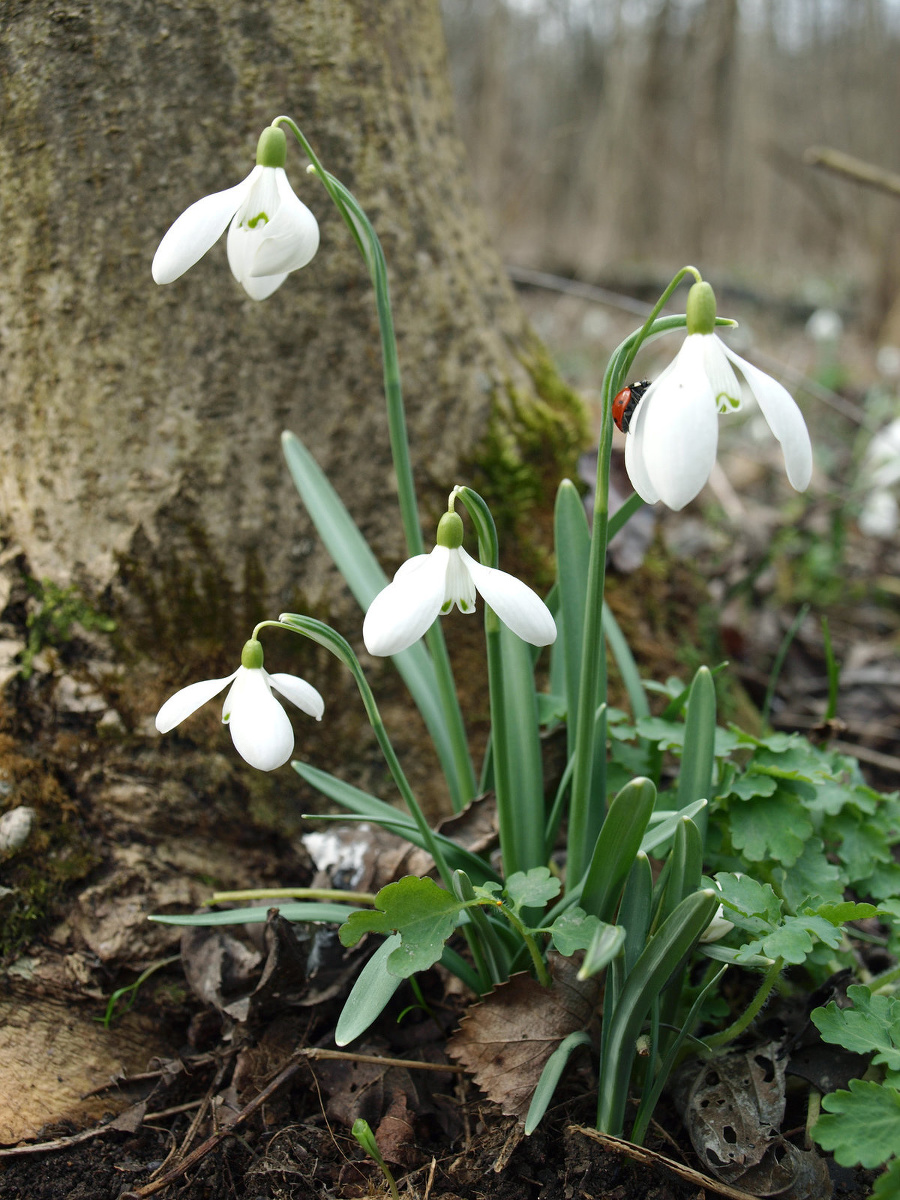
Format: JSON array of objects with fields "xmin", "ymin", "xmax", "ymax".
[
  {"xmin": 363, "ymin": 509, "xmax": 557, "ymax": 657},
  {"xmin": 624, "ymin": 282, "xmax": 813, "ymax": 511},
  {"xmin": 155, "ymin": 638, "xmax": 323, "ymax": 771},
  {"xmin": 151, "ymin": 126, "xmax": 319, "ymax": 300}
]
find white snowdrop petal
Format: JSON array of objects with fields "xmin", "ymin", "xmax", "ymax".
[
  {"xmin": 722, "ymin": 346, "xmax": 813, "ymax": 491},
  {"xmin": 363, "ymin": 548, "xmax": 449, "ymax": 656},
  {"xmin": 249, "ymin": 170, "xmax": 320, "ymax": 276},
  {"xmin": 268, "ymin": 672, "xmax": 325, "ymax": 720},
  {"xmin": 443, "ymin": 547, "xmax": 477, "ymax": 614},
  {"xmin": 151, "ymin": 170, "xmax": 258, "ymax": 284},
  {"xmin": 460, "ymin": 548, "xmax": 557, "ymax": 646},
  {"xmin": 624, "ymin": 393, "xmax": 661, "ymax": 504},
  {"xmin": 225, "ymin": 668, "xmax": 295, "ymax": 771},
  {"xmin": 703, "ymin": 335, "xmax": 743, "ymax": 413},
  {"xmin": 638, "ymin": 341, "xmax": 719, "ymax": 510},
  {"xmin": 155, "ymin": 671, "xmax": 238, "ymax": 733}
]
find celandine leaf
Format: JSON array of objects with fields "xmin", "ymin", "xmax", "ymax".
[{"xmin": 338, "ymin": 876, "xmax": 464, "ymax": 977}]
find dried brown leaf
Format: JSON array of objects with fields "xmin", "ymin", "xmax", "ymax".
[
  {"xmin": 676, "ymin": 1045, "xmax": 832, "ymax": 1199},
  {"xmin": 447, "ymin": 955, "xmax": 600, "ymax": 1120}
]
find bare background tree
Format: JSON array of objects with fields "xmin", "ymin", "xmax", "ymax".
[{"xmin": 443, "ymin": 0, "xmax": 900, "ymax": 324}]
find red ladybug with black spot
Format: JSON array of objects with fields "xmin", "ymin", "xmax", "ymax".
[{"xmin": 612, "ymin": 379, "xmax": 652, "ymax": 434}]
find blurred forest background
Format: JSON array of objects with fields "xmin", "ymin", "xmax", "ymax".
[{"xmin": 442, "ymin": 0, "xmax": 900, "ymax": 336}]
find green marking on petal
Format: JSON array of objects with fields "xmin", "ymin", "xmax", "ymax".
[
  {"xmin": 441, "ymin": 601, "xmax": 452, "ymax": 614},
  {"xmin": 246, "ymin": 212, "xmax": 269, "ymax": 229},
  {"xmin": 459, "ymin": 601, "xmax": 470, "ymax": 612}
]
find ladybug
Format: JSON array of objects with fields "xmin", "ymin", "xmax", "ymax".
[{"xmin": 612, "ymin": 379, "xmax": 652, "ymax": 434}]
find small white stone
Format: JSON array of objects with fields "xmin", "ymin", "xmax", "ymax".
[{"xmin": 0, "ymin": 806, "xmax": 36, "ymax": 853}]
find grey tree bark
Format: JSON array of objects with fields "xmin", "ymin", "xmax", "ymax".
[
  {"xmin": 0, "ymin": 0, "xmax": 578, "ymax": 662},
  {"xmin": 0, "ymin": 1, "xmax": 583, "ymax": 1135}
]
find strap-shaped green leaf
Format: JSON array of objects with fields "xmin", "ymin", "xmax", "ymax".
[
  {"xmin": 149, "ymin": 903, "xmax": 358, "ymax": 926},
  {"xmin": 676, "ymin": 665, "xmax": 716, "ymax": 841},
  {"xmin": 597, "ymin": 888, "xmax": 719, "ymax": 1136},
  {"xmin": 554, "ymin": 479, "xmax": 590, "ymax": 749},
  {"xmin": 335, "ymin": 933, "xmax": 404, "ymax": 1045},
  {"xmin": 525, "ymin": 1030, "xmax": 594, "ymax": 1135},
  {"xmin": 281, "ymin": 432, "xmax": 465, "ymax": 807},
  {"xmin": 580, "ymin": 777, "xmax": 656, "ymax": 923}
]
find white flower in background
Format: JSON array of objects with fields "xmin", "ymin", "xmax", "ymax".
[
  {"xmin": 363, "ymin": 510, "xmax": 557, "ymax": 656},
  {"xmin": 624, "ymin": 281, "xmax": 813, "ymax": 511},
  {"xmin": 859, "ymin": 417, "xmax": 900, "ymax": 538},
  {"xmin": 155, "ymin": 639, "xmax": 324, "ymax": 771},
  {"xmin": 151, "ymin": 125, "xmax": 319, "ymax": 300}
]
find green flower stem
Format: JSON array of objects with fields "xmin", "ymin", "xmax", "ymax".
[
  {"xmin": 208, "ymin": 887, "xmax": 377, "ymax": 906},
  {"xmin": 565, "ymin": 269, "xmax": 719, "ymax": 884},
  {"xmin": 703, "ymin": 957, "xmax": 784, "ymax": 1052},
  {"xmin": 274, "ymin": 116, "xmax": 476, "ymax": 811},
  {"xmin": 264, "ymin": 617, "xmax": 454, "ymax": 888},
  {"xmin": 488, "ymin": 900, "xmax": 551, "ymax": 987}
]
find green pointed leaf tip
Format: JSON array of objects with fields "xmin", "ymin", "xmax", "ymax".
[
  {"xmin": 338, "ymin": 876, "xmax": 464, "ymax": 977},
  {"xmin": 812, "ymin": 985, "xmax": 900, "ymax": 1071},
  {"xmin": 504, "ymin": 867, "xmax": 561, "ymax": 914},
  {"xmin": 256, "ymin": 125, "xmax": 287, "ymax": 168},
  {"xmin": 814, "ymin": 1079, "xmax": 900, "ymax": 1169}
]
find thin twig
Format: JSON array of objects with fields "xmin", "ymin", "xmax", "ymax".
[{"xmin": 570, "ymin": 1126, "xmax": 766, "ymax": 1200}]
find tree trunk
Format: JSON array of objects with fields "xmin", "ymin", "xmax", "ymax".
[
  {"xmin": 0, "ymin": 0, "xmax": 578, "ymax": 660},
  {"xmin": 0, "ymin": 0, "xmax": 583, "ymax": 1140}
]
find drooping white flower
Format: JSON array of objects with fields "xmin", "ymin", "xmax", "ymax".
[
  {"xmin": 151, "ymin": 126, "xmax": 319, "ymax": 300},
  {"xmin": 155, "ymin": 639, "xmax": 323, "ymax": 771},
  {"xmin": 363, "ymin": 510, "xmax": 557, "ymax": 657},
  {"xmin": 624, "ymin": 282, "xmax": 813, "ymax": 511}
]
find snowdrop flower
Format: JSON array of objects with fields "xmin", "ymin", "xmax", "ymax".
[
  {"xmin": 151, "ymin": 125, "xmax": 319, "ymax": 300},
  {"xmin": 858, "ymin": 417, "xmax": 900, "ymax": 538},
  {"xmin": 363, "ymin": 510, "xmax": 557, "ymax": 656},
  {"xmin": 155, "ymin": 638, "xmax": 324, "ymax": 771},
  {"xmin": 624, "ymin": 281, "xmax": 813, "ymax": 511}
]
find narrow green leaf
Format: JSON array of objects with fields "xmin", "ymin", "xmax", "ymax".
[
  {"xmin": 496, "ymin": 621, "xmax": 546, "ymax": 873},
  {"xmin": 597, "ymin": 888, "xmax": 719, "ymax": 1136},
  {"xmin": 676, "ymin": 666, "xmax": 716, "ymax": 841},
  {"xmin": 602, "ymin": 602, "xmax": 649, "ymax": 721},
  {"xmin": 293, "ymin": 762, "xmax": 498, "ymax": 884},
  {"xmin": 619, "ymin": 852, "xmax": 653, "ymax": 973},
  {"xmin": 525, "ymin": 1030, "xmax": 594, "ymax": 1135},
  {"xmin": 554, "ymin": 479, "xmax": 591, "ymax": 749},
  {"xmin": 580, "ymin": 777, "xmax": 656, "ymax": 923},
  {"xmin": 639, "ymin": 798, "xmax": 707, "ymax": 854},
  {"xmin": 149, "ymin": 903, "xmax": 357, "ymax": 926},
  {"xmin": 335, "ymin": 934, "xmax": 404, "ymax": 1045},
  {"xmin": 578, "ymin": 921, "xmax": 627, "ymax": 978},
  {"xmin": 281, "ymin": 432, "xmax": 464, "ymax": 805}
]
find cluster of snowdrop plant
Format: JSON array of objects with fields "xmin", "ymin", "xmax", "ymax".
[{"xmin": 144, "ymin": 116, "xmax": 900, "ymax": 1153}]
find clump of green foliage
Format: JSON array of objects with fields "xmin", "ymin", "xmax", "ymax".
[{"xmin": 20, "ymin": 578, "xmax": 116, "ymax": 678}]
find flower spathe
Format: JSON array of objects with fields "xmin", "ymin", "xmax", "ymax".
[
  {"xmin": 151, "ymin": 126, "xmax": 319, "ymax": 300},
  {"xmin": 155, "ymin": 640, "xmax": 324, "ymax": 772},
  {"xmin": 624, "ymin": 283, "xmax": 813, "ymax": 511},
  {"xmin": 363, "ymin": 513, "xmax": 557, "ymax": 656}
]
